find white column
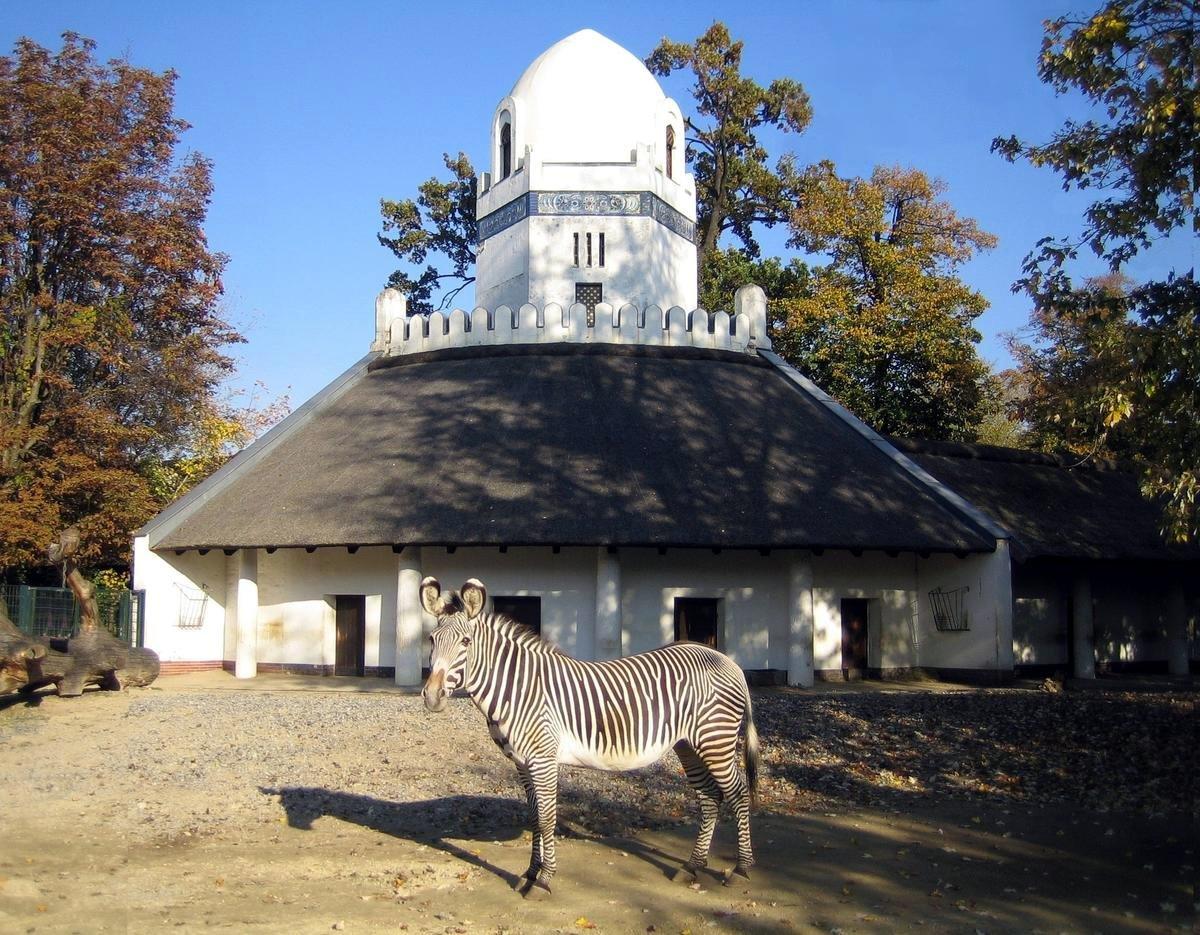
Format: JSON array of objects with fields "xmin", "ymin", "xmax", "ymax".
[
  {"xmin": 394, "ymin": 547, "xmax": 424, "ymax": 686},
  {"xmin": 787, "ymin": 556, "xmax": 815, "ymax": 688},
  {"xmin": 1165, "ymin": 581, "xmax": 1189, "ymax": 677},
  {"xmin": 1072, "ymin": 574, "xmax": 1096, "ymax": 679},
  {"xmin": 594, "ymin": 548, "xmax": 622, "ymax": 661},
  {"xmin": 234, "ymin": 549, "xmax": 258, "ymax": 679},
  {"xmin": 989, "ymin": 540, "xmax": 1015, "ymax": 673}
]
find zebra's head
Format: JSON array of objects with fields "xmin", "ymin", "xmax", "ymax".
[{"xmin": 420, "ymin": 575, "xmax": 487, "ymax": 712}]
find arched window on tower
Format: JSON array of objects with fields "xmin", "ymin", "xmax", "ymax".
[
  {"xmin": 665, "ymin": 125, "xmax": 675, "ymax": 180},
  {"xmin": 500, "ymin": 119, "xmax": 512, "ymax": 180}
]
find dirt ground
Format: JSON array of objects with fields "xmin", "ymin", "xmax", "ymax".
[{"xmin": 0, "ymin": 674, "xmax": 1195, "ymax": 934}]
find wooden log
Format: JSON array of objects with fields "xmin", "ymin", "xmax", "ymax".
[{"xmin": 0, "ymin": 606, "xmax": 47, "ymax": 694}]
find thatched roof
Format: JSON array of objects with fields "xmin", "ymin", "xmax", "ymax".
[
  {"xmin": 893, "ymin": 437, "xmax": 1198, "ymax": 563},
  {"xmin": 147, "ymin": 345, "xmax": 995, "ymax": 553}
]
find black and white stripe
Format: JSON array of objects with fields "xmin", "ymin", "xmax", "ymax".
[{"xmin": 420, "ymin": 577, "xmax": 759, "ymax": 898}]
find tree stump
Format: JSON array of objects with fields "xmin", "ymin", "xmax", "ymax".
[{"xmin": 0, "ymin": 607, "xmax": 47, "ymax": 694}]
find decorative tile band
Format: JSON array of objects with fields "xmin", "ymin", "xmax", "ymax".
[{"xmin": 478, "ymin": 191, "xmax": 696, "ymax": 243}]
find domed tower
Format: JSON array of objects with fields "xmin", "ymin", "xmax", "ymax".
[{"xmin": 474, "ymin": 29, "xmax": 698, "ymax": 315}]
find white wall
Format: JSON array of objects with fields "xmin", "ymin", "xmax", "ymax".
[
  {"xmin": 916, "ymin": 546, "xmax": 1013, "ymax": 673},
  {"xmin": 809, "ymin": 552, "xmax": 920, "ymax": 672},
  {"xmin": 133, "ymin": 537, "xmax": 229, "ymax": 663},
  {"xmin": 619, "ymin": 550, "xmax": 787, "ymax": 670}
]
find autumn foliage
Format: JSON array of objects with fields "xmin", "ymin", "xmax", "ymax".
[{"xmin": 0, "ymin": 34, "xmax": 242, "ymax": 573}]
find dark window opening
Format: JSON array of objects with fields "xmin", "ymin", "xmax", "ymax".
[
  {"xmin": 493, "ymin": 595, "xmax": 541, "ymax": 635},
  {"xmin": 598, "ymin": 232, "xmax": 605, "ymax": 267},
  {"xmin": 500, "ymin": 122, "xmax": 512, "ymax": 179},
  {"xmin": 573, "ymin": 232, "xmax": 579, "ymax": 267},
  {"xmin": 840, "ymin": 598, "xmax": 869, "ymax": 678},
  {"xmin": 665, "ymin": 125, "xmax": 675, "ymax": 179},
  {"xmin": 575, "ymin": 282, "xmax": 603, "ymax": 326},
  {"xmin": 586, "ymin": 232, "xmax": 593, "ymax": 267},
  {"xmin": 334, "ymin": 594, "xmax": 366, "ymax": 677},
  {"xmin": 674, "ymin": 597, "xmax": 719, "ymax": 648}
]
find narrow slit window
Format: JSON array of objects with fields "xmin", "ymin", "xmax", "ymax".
[
  {"xmin": 666, "ymin": 125, "xmax": 675, "ymax": 179},
  {"xmin": 598, "ymin": 232, "xmax": 605, "ymax": 267},
  {"xmin": 573, "ymin": 232, "xmax": 579, "ymax": 267},
  {"xmin": 586, "ymin": 233, "xmax": 593, "ymax": 267},
  {"xmin": 500, "ymin": 122, "xmax": 512, "ymax": 179}
]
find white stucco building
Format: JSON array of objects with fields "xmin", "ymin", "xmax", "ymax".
[{"xmin": 133, "ymin": 30, "xmax": 1195, "ymax": 685}]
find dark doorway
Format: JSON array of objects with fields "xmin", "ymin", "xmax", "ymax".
[
  {"xmin": 334, "ymin": 595, "xmax": 366, "ymax": 676},
  {"xmin": 841, "ymin": 598, "xmax": 869, "ymax": 679},
  {"xmin": 674, "ymin": 598, "xmax": 720, "ymax": 648},
  {"xmin": 493, "ymin": 595, "xmax": 541, "ymax": 635}
]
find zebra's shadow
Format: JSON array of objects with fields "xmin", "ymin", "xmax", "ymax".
[
  {"xmin": 263, "ymin": 786, "xmax": 684, "ymax": 886},
  {"xmin": 265, "ymin": 786, "xmax": 527, "ymax": 886}
]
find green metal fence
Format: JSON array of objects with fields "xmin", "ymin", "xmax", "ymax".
[{"xmin": 0, "ymin": 584, "xmax": 145, "ymax": 646}]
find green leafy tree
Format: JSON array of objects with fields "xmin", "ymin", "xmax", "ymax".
[
  {"xmin": 1007, "ymin": 274, "xmax": 1139, "ymax": 457},
  {"xmin": 781, "ymin": 163, "xmax": 997, "ymax": 440},
  {"xmin": 0, "ymin": 34, "xmax": 242, "ymax": 573},
  {"xmin": 378, "ymin": 152, "xmax": 477, "ymax": 314},
  {"xmin": 698, "ymin": 247, "xmax": 808, "ymax": 315},
  {"xmin": 992, "ymin": 0, "xmax": 1197, "ymax": 541},
  {"xmin": 646, "ymin": 23, "xmax": 812, "ymax": 269}
]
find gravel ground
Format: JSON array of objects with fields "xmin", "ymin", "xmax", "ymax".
[
  {"xmin": 0, "ymin": 680, "xmax": 1195, "ymax": 934},
  {"xmin": 3, "ymin": 683, "xmax": 1193, "ymax": 844}
]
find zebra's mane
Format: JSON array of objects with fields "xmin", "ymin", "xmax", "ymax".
[{"xmin": 482, "ymin": 612, "xmax": 563, "ymax": 655}]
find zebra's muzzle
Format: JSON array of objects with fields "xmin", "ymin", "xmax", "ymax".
[{"xmin": 422, "ymin": 669, "xmax": 449, "ymax": 712}]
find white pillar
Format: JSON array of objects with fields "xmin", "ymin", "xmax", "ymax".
[
  {"xmin": 594, "ymin": 548, "xmax": 622, "ymax": 661},
  {"xmin": 1165, "ymin": 581, "xmax": 1189, "ymax": 677},
  {"xmin": 989, "ymin": 540, "xmax": 1016, "ymax": 673},
  {"xmin": 234, "ymin": 549, "xmax": 258, "ymax": 679},
  {"xmin": 787, "ymin": 557, "xmax": 815, "ymax": 688},
  {"xmin": 1072, "ymin": 574, "xmax": 1096, "ymax": 679},
  {"xmin": 394, "ymin": 547, "xmax": 424, "ymax": 686}
]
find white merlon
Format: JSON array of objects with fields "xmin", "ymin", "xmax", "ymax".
[{"xmin": 376, "ymin": 284, "xmax": 772, "ymax": 357}]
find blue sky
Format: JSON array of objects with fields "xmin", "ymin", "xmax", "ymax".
[{"xmin": 6, "ymin": 1, "xmax": 1189, "ymax": 408}]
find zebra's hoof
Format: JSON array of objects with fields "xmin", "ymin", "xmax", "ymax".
[
  {"xmin": 722, "ymin": 865, "xmax": 752, "ymax": 886},
  {"xmin": 671, "ymin": 865, "xmax": 698, "ymax": 884},
  {"xmin": 520, "ymin": 879, "xmax": 552, "ymax": 900}
]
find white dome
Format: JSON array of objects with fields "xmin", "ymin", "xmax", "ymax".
[{"xmin": 504, "ymin": 29, "xmax": 672, "ymax": 164}]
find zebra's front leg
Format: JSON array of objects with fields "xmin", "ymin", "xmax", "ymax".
[
  {"xmin": 673, "ymin": 741, "xmax": 721, "ymax": 883},
  {"xmin": 514, "ymin": 765, "xmax": 543, "ymax": 889},
  {"xmin": 518, "ymin": 760, "xmax": 559, "ymax": 900}
]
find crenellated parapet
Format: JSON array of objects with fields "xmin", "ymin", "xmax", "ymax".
[{"xmin": 372, "ymin": 284, "xmax": 770, "ymax": 358}]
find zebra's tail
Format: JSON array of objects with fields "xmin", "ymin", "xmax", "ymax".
[{"xmin": 743, "ymin": 685, "xmax": 760, "ymax": 810}]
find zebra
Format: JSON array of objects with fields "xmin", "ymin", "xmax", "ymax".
[{"xmin": 419, "ymin": 576, "xmax": 759, "ymax": 899}]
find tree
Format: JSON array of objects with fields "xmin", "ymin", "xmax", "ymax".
[
  {"xmin": 698, "ymin": 247, "xmax": 808, "ymax": 315},
  {"xmin": 0, "ymin": 34, "xmax": 240, "ymax": 573},
  {"xmin": 646, "ymin": 23, "xmax": 812, "ymax": 270},
  {"xmin": 992, "ymin": 0, "xmax": 1197, "ymax": 541},
  {"xmin": 378, "ymin": 152, "xmax": 477, "ymax": 314},
  {"xmin": 779, "ymin": 163, "xmax": 997, "ymax": 440},
  {"xmin": 1007, "ymin": 274, "xmax": 1139, "ymax": 457}
]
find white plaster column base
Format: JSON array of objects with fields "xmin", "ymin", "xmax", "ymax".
[
  {"xmin": 1165, "ymin": 582, "xmax": 1190, "ymax": 677},
  {"xmin": 234, "ymin": 549, "xmax": 258, "ymax": 679},
  {"xmin": 787, "ymin": 557, "xmax": 815, "ymax": 688},
  {"xmin": 1072, "ymin": 575, "xmax": 1096, "ymax": 680},
  {"xmin": 594, "ymin": 548, "xmax": 622, "ymax": 661},
  {"xmin": 395, "ymin": 548, "xmax": 425, "ymax": 686}
]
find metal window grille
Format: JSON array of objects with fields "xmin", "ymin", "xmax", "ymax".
[
  {"xmin": 176, "ymin": 583, "xmax": 209, "ymax": 629},
  {"xmin": 929, "ymin": 586, "xmax": 969, "ymax": 631},
  {"xmin": 575, "ymin": 283, "xmax": 603, "ymax": 326}
]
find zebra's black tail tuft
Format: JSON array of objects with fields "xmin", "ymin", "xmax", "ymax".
[{"xmin": 743, "ymin": 690, "xmax": 760, "ymax": 810}]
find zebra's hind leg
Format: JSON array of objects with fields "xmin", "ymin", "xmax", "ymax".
[
  {"xmin": 704, "ymin": 749, "xmax": 754, "ymax": 884},
  {"xmin": 672, "ymin": 741, "xmax": 722, "ymax": 883},
  {"xmin": 517, "ymin": 760, "xmax": 559, "ymax": 900}
]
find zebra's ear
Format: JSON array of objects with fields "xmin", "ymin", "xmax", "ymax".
[
  {"xmin": 420, "ymin": 576, "xmax": 443, "ymax": 616},
  {"xmin": 460, "ymin": 579, "xmax": 487, "ymax": 620}
]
